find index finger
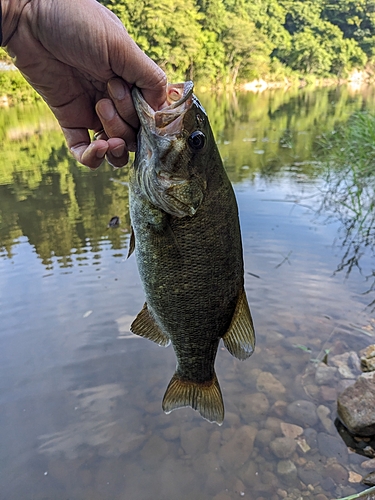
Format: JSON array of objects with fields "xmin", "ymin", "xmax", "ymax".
[{"xmin": 112, "ymin": 36, "xmax": 167, "ymax": 111}]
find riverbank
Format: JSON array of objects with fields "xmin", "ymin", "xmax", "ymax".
[{"xmin": 1, "ymin": 63, "xmax": 374, "ymax": 108}]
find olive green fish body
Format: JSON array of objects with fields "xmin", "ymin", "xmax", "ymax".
[{"xmin": 129, "ymin": 82, "xmax": 255, "ymax": 424}]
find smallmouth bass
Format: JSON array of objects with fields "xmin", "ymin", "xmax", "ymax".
[{"xmin": 129, "ymin": 82, "xmax": 255, "ymax": 424}]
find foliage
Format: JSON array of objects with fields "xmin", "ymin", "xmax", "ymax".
[
  {"xmin": 99, "ymin": 0, "xmax": 373, "ymax": 84},
  {"xmin": 0, "ymin": 70, "xmax": 41, "ymax": 104},
  {"xmin": 0, "ymin": 1, "xmax": 373, "ymax": 88}
]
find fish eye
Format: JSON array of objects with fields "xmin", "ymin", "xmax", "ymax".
[{"xmin": 188, "ymin": 131, "xmax": 206, "ymax": 151}]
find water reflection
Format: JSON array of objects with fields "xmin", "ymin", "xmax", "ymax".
[{"xmin": 1, "ymin": 85, "xmax": 375, "ymax": 500}]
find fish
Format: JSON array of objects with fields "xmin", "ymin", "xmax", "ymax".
[{"xmin": 128, "ymin": 81, "xmax": 255, "ymax": 425}]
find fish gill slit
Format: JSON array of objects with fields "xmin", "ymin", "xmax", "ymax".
[{"xmin": 158, "ymin": 143, "xmax": 175, "ymax": 165}]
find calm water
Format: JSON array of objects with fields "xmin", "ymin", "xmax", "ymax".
[{"xmin": 1, "ymin": 84, "xmax": 375, "ymax": 500}]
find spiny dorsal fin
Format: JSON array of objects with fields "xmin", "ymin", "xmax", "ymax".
[
  {"xmin": 222, "ymin": 287, "xmax": 255, "ymax": 360},
  {"xmin": 130, "ymin": 303, "xmax": 170, "ymax": 347},
  {"xmin": 162, "ymin": 372, "xmax": 224, "ymax": 425},
  {"xmin": 127, "ymin": 227, "xmax": 135, "ymax": 259}
]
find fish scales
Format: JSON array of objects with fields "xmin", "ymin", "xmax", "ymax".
[{"xmin": 129, "ymin": 82, "xmax": 255, "ymax": 424}]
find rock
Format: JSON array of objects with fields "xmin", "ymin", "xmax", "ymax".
[
  {"xmin": 239, "ymin": 393, "xmax": 270, "ymax": 421},
  {"xmin": 233, "ymin": 478, "xmax": 246, "ymax": 496},
  {"xmin": 362, "ymin": 357, "xmax": 375, "ymax": 373},
  {"xmin": 321, "ymin": 476, "xmax": 336, "ymax": 491},
  {"xmin": 337, "ymin": 372, "xmax": 375, "ymax": 436},
  {"xmin": 295, "ymin": 437, "xmax": 311, "ymax": 453},
  {"xmin": 213, "ymin": 493, "xmax": 232, "ymax": 500},
  {"xmin": 317, "ymin": 405, "xmax": 336, "ymax": 434},
  {"xmin": 256, "ymin": 372, "xmax": 286, "ymax": 398},
  {"xmin": 208, "ymin": 430, "xmax": 222, "ymax": 453},
  {"xmin": 254, "ymin": 429, "xmax": 274, "ymax": 447},
  {"xmin": 270, "ymin": 437, "xmax": 297, "ymax": 458},
  {"xmin": 219, "ymin": 425, "xmax": 257, "ymax": 470},
  {"xmin": 180, "ymin": 427, "xmax": 209, "ymax": 456},
  {"xmin": 320, "ymin": 385, "xmax": 337, "ymax": 402},
  {"xmin": 304, "ymin": 428, "xmax": 318, "ymax": 449},
  {"xmin": 286, "ymin": 400, "xmax": 318, "ymax": 427},
  {"xmin": 323, "ymin": 461, "xmax": 349, "ymax": 483},
  {"xmin": 264, "ymin": 417, "xmax": 283, "ymax": 435},
  {"xmin": 205, "ymin": 471, "xmax": 226, "ymax": 495},
  {"xmin": 277, "ymin": 459, "xmax": 298, "ymax": 485},
  {"xmin": 317, "ymin": 433, "xmax": 348, "ymax": 461},
  {"xmin": 361, "ymin": 458, "xmax": 375, "ymax": 470},
  {"xmin": 239, "ymin": 460, "xmax": 259, "ymax": 486},
  {"xmin": 331, "ymin": 352, "xmax": 361, "ymax": 379},
  {"xmin": 281, "ymin": 422, "xmax": 303, "ymax": 439},
  {"xmin": 226, "ymin": 411, "xmax": 241, "ymax": 428},
  {"xmin": 192, "ymin": 451, "xmax": 221, "ymax": 477},
  {"xmin": 162, "ymin": 425, "xmax": 180, "ymax": 441},
  {"xmin": 297, "ymin": 466, "xmax": 322, "ymax": 486},
  {"xmin": 272, "ymin": 400, "xmax": 288, "ymax": 418},
  {"xmin": 140, "ymin": 435, "xmax": 169, "ymax": 464},
  {"xmin": 315, "ymin": 363, "xmax": 338, "ymax": 385},
  {"xmin": 360, "ymin": 345, "xmax": 375, "ymax": 372},
  {"xmin": 348, "ymin": 471, "xmax": 363, "ymax": 483},
  {"xmin": 261, "ymin": 470, "xmax": 278, "ymax": 487},
  {"xmin": 362, "ymin": 471, "xmax": 375, "ymax": 485}
]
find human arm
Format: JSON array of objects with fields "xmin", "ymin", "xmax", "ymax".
[{"xmin": 1, "ymin": 0, "xmax": 167, "ymax": 168}]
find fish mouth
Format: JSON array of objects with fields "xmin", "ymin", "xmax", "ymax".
[{"xmin": 132, "ymin": 82, "xmax": 194, "ymax": 136}]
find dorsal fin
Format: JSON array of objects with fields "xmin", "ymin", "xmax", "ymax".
[
  {"xmin": 130, "ymin": 303, "xmax": 170, "ymax": 347},
  {"xmin": 222, "ymin": 288, "xmax": 255, "ymax": 360}
]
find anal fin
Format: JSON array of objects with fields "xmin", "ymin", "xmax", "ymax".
[
  {"xmin": 130, "ymin": 303, "xmax": 170, "ymax": 347},
  {"xmin": 162, "ymin": 372, "xmax": 224, "ymax": 425},
  {"xmin": 222, "ymin": 287, "xmax": 255, "ymax": 360}
]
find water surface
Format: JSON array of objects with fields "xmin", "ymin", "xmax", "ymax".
[{"xmin": 1, "ymin": 85, "xmax": 375, "ymax": 500}]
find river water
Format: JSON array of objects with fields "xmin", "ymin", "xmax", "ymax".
[{"xmin": 1, "ymin": 84, "xmax": 375, "ymax": 500}]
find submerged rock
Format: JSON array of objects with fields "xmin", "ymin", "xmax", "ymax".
[
  {"xmin": 256, "ymin": 372, "xmax": 286, "ymax": 398},
  {"xmin": 315, "ymin": 363, "xmax": 338, "ymax": 385},
  {"xmin": 277, "ymin": 459, "xmax": 297, "ymax": 485},
  {"xmin": 270, "ymin": 437, "xmax": 297, "ymax": 458},
  {"xmin": 286, "ymin": 400, "xmax": 318, "ymax": 427},
  {"xmin": 337, "ymin": 372, "xmax": 375, "ymax": 436}
]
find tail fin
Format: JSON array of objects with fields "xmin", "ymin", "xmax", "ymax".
[{"xmin": 162, "ymin": 372, "xmax": 224, "ymax": 425}]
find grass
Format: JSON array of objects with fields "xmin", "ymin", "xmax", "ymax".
[{"xmin": 317, "ymin": 111, "xmax": 375, "ymax": 306}]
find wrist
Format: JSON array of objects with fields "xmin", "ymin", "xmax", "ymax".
[{"xmin": 1, "ymin": 0, "xmax": 32, "ymax": 46}]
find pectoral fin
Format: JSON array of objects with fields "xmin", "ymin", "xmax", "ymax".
[
  {"xmin": 222, "ymin": 288, "xmax": 255, "ymax": 360},
  {"xmin": 127, "ymin": 227, "xmax": 135, "ymax": 259},
  {"xmin": 130, "ymin": 303, "xmax": 170, "ymax": 347}
]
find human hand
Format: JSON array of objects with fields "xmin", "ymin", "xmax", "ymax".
[{"xmin": 2, "ymin": 0, "xmax": 167, "ymax": 169}]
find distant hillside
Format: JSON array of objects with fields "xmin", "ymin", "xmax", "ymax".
[{"xmin": 100, "ymin": 0, "xmax": 375, "ymax": 85}]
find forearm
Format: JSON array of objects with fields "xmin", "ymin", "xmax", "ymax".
[{"xmin": 1, "ymin": 0, "xmax": 32, "ymax": 46}]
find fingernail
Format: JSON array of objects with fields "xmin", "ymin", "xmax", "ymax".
[
  {"xmin": 112, "ymin": 144, "xmax": 125, "ymax": 158},
  {"xmin": 109, "ymin": 79, "xmax": 126, "ymax": 100},
  {"xmin": 97, "ymin": 100, "xmax": 115, "ymax": 121},
  {"xmin": 96, "ymin": 147, "xmax": 107, "ymax": 159}
]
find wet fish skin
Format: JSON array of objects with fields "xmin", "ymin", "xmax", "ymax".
[{"xmin": 129, "ymin": 82, "xmax": 255, "ymax": 424}]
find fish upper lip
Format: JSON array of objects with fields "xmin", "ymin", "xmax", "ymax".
[{"xmin": 132, "ymin": 82, "xmax": 194, "ymax": 135}]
